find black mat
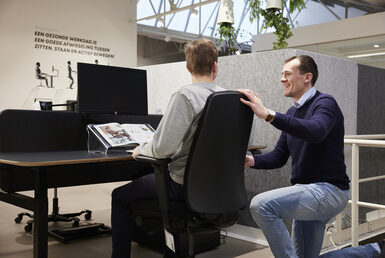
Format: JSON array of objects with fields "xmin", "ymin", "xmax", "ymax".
[{"xmin": 48, "ymin": 223, "xmax": 111, "ymax": 243}]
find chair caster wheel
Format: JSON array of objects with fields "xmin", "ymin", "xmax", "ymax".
[
  {"xmin": 85, "ymin": 211, "xmax": 92, "ymax": 220},
  {"xmin": 15, "ymin": 215, "xmax": 22, "ymax": 224},
  {"xmin": 25, "ymin": 224, "xmax": 33, "ymax": 232},
  {"xmin": 72, "ymin": 219, "xmax": 80, "ymax": 227}
]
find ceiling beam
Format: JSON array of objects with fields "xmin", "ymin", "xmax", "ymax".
[{"xmin": 136, "ymin": 0, "xmax": 220, "ymax": 22}]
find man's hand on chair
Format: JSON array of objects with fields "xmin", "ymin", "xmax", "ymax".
[{"xmin": 244, "ymin": 155, "xmax": 255, "ymax": 168}]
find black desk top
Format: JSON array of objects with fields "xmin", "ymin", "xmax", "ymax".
[{"xmin": 0, "ymin": 150, "xmax": 133, "ymax": 167}]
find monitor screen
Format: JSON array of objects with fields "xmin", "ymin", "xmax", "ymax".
[
  {"xmin": 77, "ymin": 63, "xmax": 148, "ymax": 115},
  {"xmin": 33, "ymin": 99, "xmax": 53, "ymax": 110}
]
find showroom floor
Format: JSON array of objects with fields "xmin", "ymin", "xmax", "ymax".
[{"xmin": 0, "ymin": 182, "xmax": 273, "ymax": 258}]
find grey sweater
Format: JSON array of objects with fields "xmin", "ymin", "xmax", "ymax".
[{"xmin": 138, "ymin": 82, "xmax": 224, "ymax": 185}]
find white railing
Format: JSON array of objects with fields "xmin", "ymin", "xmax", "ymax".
[{"xmin": 344, "ymin": 134, "xmax": 385, "ymax": 246}]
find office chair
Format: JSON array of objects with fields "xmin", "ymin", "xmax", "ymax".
[
  {"xmin": 133, "ymin": 91, "xmax": 254, "ymax": 257},
  {"xmin": 15, "ymin": 188, "xmax": 92, "ymax": 232},
  {"xmin": 0, "ymin": 110, "xmax": 92, "ymax": 232}
]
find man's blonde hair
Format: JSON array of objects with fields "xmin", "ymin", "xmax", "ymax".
[{"xmin": 184, "ymin": 38, "xmax": 218, "ymax": 76}]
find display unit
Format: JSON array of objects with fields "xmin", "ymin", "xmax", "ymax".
[{"xmin": 77, "ymin": 63, "xmax": 148, "ymax": 115}]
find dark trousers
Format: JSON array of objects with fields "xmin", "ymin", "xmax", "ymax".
[{"xmin": 111, "ymin": 173, "xmax": 184, "ymax": 258}]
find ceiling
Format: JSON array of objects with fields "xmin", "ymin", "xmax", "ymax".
[
  {"xmin": 350, "ymin": 0, "xmax": 385, "ymax": 10},
  {"xmin": 136, "ymin": 0, "xmax": 385, "ymax": 69},
  {"xmin": 299, "ymin": 34, "xmax": 385, "ymax": 69},
  {"xmin": 300, "ymin": 1, "xmax": 385, "ymax": 69},
  {"xmin": 322, "ymin": 0, "xmax": 385, "ymax": 12}
]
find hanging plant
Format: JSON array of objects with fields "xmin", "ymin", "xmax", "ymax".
[
  {"xmin": 261, "ymin": 8, "xmax": 292, "ymax": 49},
  {"xmin": 247, "ymin": 0, "xmax": 306, "ymax": 49},
  {"xmin": 217, "ymin": 22, "xmax": 238, "ymax": 55}
]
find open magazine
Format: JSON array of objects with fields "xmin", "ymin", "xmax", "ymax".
[{"xmin": 87, "ymin": 122, "xmax": 155, "ymax": 153}]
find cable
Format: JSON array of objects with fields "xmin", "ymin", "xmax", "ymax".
[
  {"xmin": 326, "ymin": 225, "xmax": 339, "ymax": 249},
  {"xmin": 220, "ymin": 229, "xmax": 228, "ymax": 245}
]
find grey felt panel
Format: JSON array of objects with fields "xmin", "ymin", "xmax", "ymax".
[{"xmin": 141, "ymin": 49, "xmax": 385, "ymax": 228}]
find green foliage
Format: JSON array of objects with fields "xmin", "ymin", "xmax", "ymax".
[
  {"xmin": 217, "ymin": 23, "xmax": 238, "ymax": 55},
  {"xmin": 248, "ymin": 0, "xmax": 263, "ymax": 24},
  {"xmin": 247, "ymin": 0, "xmax": 306, "ymax": 49},
  {"xmin": 288, "ymin": 0, "xmax": 306, "ymax": 13},
  {"xmin": 262, "ymin": 9, "xmax": 292, "ymax": 49}
]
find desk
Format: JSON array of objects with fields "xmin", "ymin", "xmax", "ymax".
[{"xmin": 0, "ymin": 151, "xmax": 149, "ymax": 258}]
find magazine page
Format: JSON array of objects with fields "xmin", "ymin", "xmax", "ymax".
[
  {"xmin": 93, "ymin": 122, "xmax": 138, "ymax": 147},
  {"xmin": 121, "ymin": 124, "xmax": 154, "ymax": 145}
]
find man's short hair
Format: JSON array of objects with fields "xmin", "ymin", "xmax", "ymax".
[
  {"xmin": 184, "ymin": 38, "xmax": 218, "ymax": 76},
  {"xmin": 285, "ymin": 55, "xmax": 318, "ymax": 86}
]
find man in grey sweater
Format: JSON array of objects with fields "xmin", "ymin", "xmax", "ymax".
[{"xmin": 111, "ymin": 38, "xmax": 224, "ymax": 258}]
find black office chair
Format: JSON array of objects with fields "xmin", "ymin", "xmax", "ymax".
[
  {"xmin": 0, "ymin": 110, "xmax": 92, "ymax": 232},
  {"xmin": 133, "ymin": 91, "xmax": 254, "ymax": 257}
]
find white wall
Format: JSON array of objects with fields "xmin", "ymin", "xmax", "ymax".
[
  {"xmin": 140, "ymin": 61, "xmax": 191, "ymax": 114},
  {"xmin": 0, "ymin": 0, "xmax": 137, "ymax": 111}
]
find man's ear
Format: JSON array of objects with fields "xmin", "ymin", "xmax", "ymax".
[
  {"xmin": 186, "ymin": 64, "xmax": 191, "ymax": 73},
  {"xmin": 212, "ymin": 61, "xmax": 218, "ymax": 76},
  {"xmin": 305, "ymin": 72, "xmax": 313, "ymax": 84}
]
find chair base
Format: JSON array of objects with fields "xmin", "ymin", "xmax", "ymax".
[
  {"xmin": 132, "ymin": 211, "xmax": 220, "ymax": 257},
  {"xmin": 14, "ymin": 197, "xmax": 92, "ymax": 232}
]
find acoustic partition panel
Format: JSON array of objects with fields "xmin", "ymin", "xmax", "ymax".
[{"xmin": 140, "ymin": 49, "xmax": 385, "ymax": 229}]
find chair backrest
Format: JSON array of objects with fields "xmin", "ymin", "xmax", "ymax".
[{"xmin": 184, "ymin": 91, "xmax": 253, "ymax": 214}]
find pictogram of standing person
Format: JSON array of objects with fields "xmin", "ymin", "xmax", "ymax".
[{"xmin": 67, "ymin": 61, "xmax": 77, "ymax": 89}]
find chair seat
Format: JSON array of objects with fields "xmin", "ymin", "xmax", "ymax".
[
  {"xmin": 131, "ymin": 199, "xmax": 238, "ymax": 233},
  {"xmin": 131, "ymin": 200, "xmax": 223, "ymax": 256}
]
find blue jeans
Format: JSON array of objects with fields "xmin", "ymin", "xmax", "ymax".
[
  {"xmin": 250, "ymin": 182, "xmax": 350, "ymax": 258},
  {"xmin": 320, "ymin": 243, "xmax": 380, "ymax": 257}
]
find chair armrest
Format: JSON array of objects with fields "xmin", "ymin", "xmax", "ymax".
[
  {"xmin": 248, "ymin": 145, "xmax": 267, "ymax": 155},
  {"xmin": 135, "ymin": 155, "xmax": 173, "ymax": 230},
  {"xmin": 135, "ymin": 155, "xmax": 171, "ymax": 165}
]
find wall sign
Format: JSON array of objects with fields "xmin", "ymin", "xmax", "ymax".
[{"xmin": 34, "ymin": 31, "xmax": 115, "ymax": 59}]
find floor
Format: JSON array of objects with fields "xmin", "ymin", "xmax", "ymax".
[{"xmin": 0, "ymin": 182, "xmax": 273, "ymax": 258}]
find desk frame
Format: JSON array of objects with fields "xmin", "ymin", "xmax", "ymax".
[{"xmin": 0, "ymin": 151, "xmax": 140, "ymax": 258}]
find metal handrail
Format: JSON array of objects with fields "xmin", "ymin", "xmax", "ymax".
[
  {"xmin": 343, "ymin": 134, "xmax": 385, "ymax": 246},
  {"xmin": 345, "ymin": 134, "xmax": 385, "ymax": 140}
]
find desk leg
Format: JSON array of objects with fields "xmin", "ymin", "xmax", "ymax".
[{"xmin": 33, "ymin": 168, "xmax": 48, "ymax": 258}]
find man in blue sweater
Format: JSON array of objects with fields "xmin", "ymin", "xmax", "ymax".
[{"xmin": 238, "ymin": 55, "xmax": 384, "ymax": 258}]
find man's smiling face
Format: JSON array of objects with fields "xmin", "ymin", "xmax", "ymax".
[{"xmin": 280, "ymin": 58, "xmax": 312, "ymax": 103}]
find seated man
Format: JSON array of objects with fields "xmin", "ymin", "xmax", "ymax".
[{"xmin": 110, "ymin": 38, "xmax": 224, "ymax": 258}]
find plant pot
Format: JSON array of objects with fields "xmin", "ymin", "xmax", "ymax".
[
  {"xmin": 217, "ymin": 0, "xmax": 234, "ymax": 25},
  {"xmin": 266, "ymin": 0, "xmax": 282, "ymax": 10}
]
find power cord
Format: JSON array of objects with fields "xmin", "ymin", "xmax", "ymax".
[
  {"xmin": 220, "ymin": 229, "xmax": 228, "ymax": 245},
  {"xmin": 326, "ymin": 225, "xmax": 339, "ymax": 249}
]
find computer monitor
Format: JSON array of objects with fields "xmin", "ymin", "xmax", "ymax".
[
  {"xmin": 33, "ymin": 99, "xmax": 53, "ymax": 111},
  {"xmin": 77, "ymin": 63, "xmax": 148, "ymax": 115}
]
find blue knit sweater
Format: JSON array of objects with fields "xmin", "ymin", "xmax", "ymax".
[{"xmin": 253, "ymin": 91, "xmax": 350, "ymax": 190}]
